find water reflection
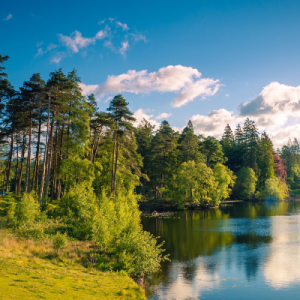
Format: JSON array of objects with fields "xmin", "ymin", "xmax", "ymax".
[{"xmin": 142, "ymin": 201, "xmax": 300, "ymax": 299}]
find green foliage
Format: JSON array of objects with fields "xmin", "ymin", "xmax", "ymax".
[
  {"xmin": 213, "ymin": 163, "xmax": 236, "ymax": 201},
  {"xmin": 53, "ymin": 232, "xmax": 67, "ymax": 251},
  {"xmin": 260, "ymin": 177, "xmax": 288, "ymax": 201},
  {"xmin": 7, "ymin": 192, "xmax": 42, "ymax": 225},
  {"xmin": 170, "ymin": 161, "xmax": 217, "ymax": 206},
  {"xmin": 200, "ymin": 136, "xmax": 226, "ymax": 168},
  {"xmin": 92, "ymin": 192, "xmax": 166, "ymax": 276},
  {"xmin": 257, "ymin": 132, "xmax": 275, "ymax": 188},
  {"xmin": 234, "ymin": 167, "xmax": 257, "ymax": 200},
  {"xmin": 59, "ymin": 182, "xmax": 98, "ymax": 239},
  {"xmin": 15, "ymin": 222, "xmax": 45, "ymax": 240},
  {"xmin": 59, "ymin": 158, "xmax": 95, "ymax": 191}
]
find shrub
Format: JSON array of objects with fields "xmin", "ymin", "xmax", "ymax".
[
  {"xmin": 53, "ymin": 232, "xmax": 67, "ymax": 251},
  {"xmin": 16, "ymin": 222, "xmax": 45, "ymax": 240},
  {"xmin": 17, "ymin": 192, "xmax": 41, "ymax": 223},
  {"xmin": 92, "ymin": 192, "xmax": 167, "ymax": 276},
  {"xmin": 58, "ymin": 183, "xmax": 99, "ymax": 239},
  {"xmin": 260, "ymin": 177, "xmax": 288, "ymax": 201}
]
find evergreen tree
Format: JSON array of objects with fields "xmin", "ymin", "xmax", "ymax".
[
  {"xmin": 150, "ymin": 120, "xmax": 178, "ymax": 199},
  {"xmin": 178, "ymin": 126, "xmax": 203, "ymax": 163},
  {"xmin": 221, "ymin": 124, "xmax": 235, "ymax": 171},
  {"xmin": 107, "ymin": 95, "xmax": 136, "ymax": 196},
  {"xmin": 200, "ymin": 137, "xmax": 226, "ymax": 168},
  {"xmin": 242, "ymin": 118, "xmax": 259, "ymax": 173}
]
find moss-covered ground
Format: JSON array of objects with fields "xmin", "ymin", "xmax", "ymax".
[{"xmin": 0, "ymin": 227, "xmax": 146, "ymax": 300}]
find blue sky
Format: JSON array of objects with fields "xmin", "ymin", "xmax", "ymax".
[{"xmin": 2, "ymin": 0, "xmax": 300, "ymax": 147}]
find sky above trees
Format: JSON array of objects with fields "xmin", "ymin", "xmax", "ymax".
[{"xmin": 2, "ymin": 0, "xmax": 300, "ymax": 148}]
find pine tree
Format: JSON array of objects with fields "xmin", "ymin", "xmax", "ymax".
[
  {"xmin": 242, "ymin": 118, "xmax": 259, "ymax": 173},
  {"xmin": 150, "ymin": 120, "xmax": 178, "ymax": 199},
  {"xmin": 178, "ymin": 126, "xmax": 203, "ymax": 163},
  {"xmin": 107, "ymin": 95, "xmax": 136, "ymax": 196}
]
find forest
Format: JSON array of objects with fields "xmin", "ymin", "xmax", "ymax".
[{"xmin": 0, "ymin": 53, "xmax": 299, "ymax": 279}]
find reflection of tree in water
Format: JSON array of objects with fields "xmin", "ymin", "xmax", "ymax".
[
  {"xmin": 244, "ymin": 254, "xmax": 260, "ymax": 280},
  {"xmin": 142, "ymin": 210, "xmax": 234, "ymax": 261},
  {"xmin": 182, "ymin": 262, "xmax": 197, "ymax": 281}
]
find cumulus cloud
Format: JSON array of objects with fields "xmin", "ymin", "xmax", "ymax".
[
  {"xmin": 133, "ymin": 109, "xmax": 160, "ymax": 128},
  {"xmin": 89, "ymin": 65, "xmax": 221, "ymax": 107},
  {"xmin": 155, "ymin": 113, "xmax": 172, "ymax": 120},
  {"xmin": 3, "ymin": 14, "xmax": 12, "ymax": 21},
  {"xmin": 239, "ymin": 82, "xmax": 300, "ymax": 128},
  {"xmin": 189, "ymin": 109, "xmax": 242, "ymax": 139},
  {"xmin": 184, "ymin": 81, "xmax": 300, "ymax": 148},
  {"xmin": 78, "ymin": 83, "xmax": 99, "ymax": 96}
]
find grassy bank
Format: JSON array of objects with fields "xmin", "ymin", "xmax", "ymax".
[{"xmin": 0, "ymin": 227, "xmax": 146, "ymax": 300}]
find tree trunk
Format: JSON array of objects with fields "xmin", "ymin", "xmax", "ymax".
[
  {"xmin": 113, "ymin": 136, "xmax": 119, "ymax": 196},
  {"xmin": 18, "ymin": 133, "xmax": 26, "ymax": 195},
  {"xmin": 51, "ymin": 125, "xmax": 59, "ymax": 201},
  {"xmin": 44, "ymin": 113, "xmax": 55, "ymax": 199},
  {"xmin": 33, "ymin": 114, "xmax": 42, "ymax": 192},
  {"xmin": 93, "ymin": 127, "xmax": 103, "ymax": 163},
  {"xmin": 111, "ymin": 133, "xmax": 116, "ymax": 195},
  {"xmin": 56, "ymin": 123, "xmax": 64, "ymax": 200},
  {"xmin": 5, "ymin": 131, "xmax": 14, "ymax": 193},
  {"xmin": 38, "ymin": 94, "xmax": 51, "ymax": 204},
  {"xmin": 15, "ymin": 139, "xmax": 19, "ymax": 194},
  {"xmin": 25, "ymin": 110, "xmax": 32, "ymax": 192}
]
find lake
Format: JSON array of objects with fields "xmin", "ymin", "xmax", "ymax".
[{"xmin": 142, "ymin": 201, "xmax": 300, "ymax": 299}]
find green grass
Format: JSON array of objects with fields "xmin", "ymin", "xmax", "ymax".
[{"xmin": 0, "ymin": 228, "xmax": 146, "ymax": 300}]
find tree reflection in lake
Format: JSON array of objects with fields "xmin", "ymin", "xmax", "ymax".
[{"xmin": 142, "ymin": 201, "xmax": 300, "ymax": 300}]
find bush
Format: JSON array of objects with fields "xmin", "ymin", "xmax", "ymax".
[
  {"xmin": 16, "ymin": 222, "xmax": 45, "ymax": 240},
  {"xmin": 260, "ymin": 177, "xmax": 288, "ymax": 201},
  {"xmin": 58, "ymin": 183, "xmax": 99, "ymax": 239},
  {"xmin": 7, "ymin": 192, "xmax": 42, "ymax": 226},
  {"xmin": 53, "ymin": 232, "xmax": 67, "ymax": 251},
  {"xmin": 92, "ymin": 192, "xmax": 167, "ymax": 276}
]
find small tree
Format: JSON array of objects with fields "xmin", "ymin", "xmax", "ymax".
[
  {"xmin": 260, "ymin": 177, "xmax": 288, "ymax": 201},
  {"xmin": 234, "ymin": 167, "xmax": 257, "ymax": 200}
]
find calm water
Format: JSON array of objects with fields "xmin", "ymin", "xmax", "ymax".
[{"xmin": 142, "ymin": 201, "xmax": 300, "ymax": 300}]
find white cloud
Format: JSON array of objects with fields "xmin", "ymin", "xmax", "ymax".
[
  {"xmin": 130, "ymin": 33, "xmax": 147, "ymax": 43},
  {"xmin": 3, "ymin": 14, "xmax": 12, "ymax": 21},
  {"xmin": 226, "ymin": 93, "xmax": 229, "ymax": 97},
  {"xmin": 119, "ymin": 41, "xmax": 129, "ymax": 55},
  {"xmin": 133, "ymin": 109, "xmax": 160, "ymax": 128},
  {"xmin": 51, "ymin": 56, "xmax": 62, "ymax": 64},
  {"xmin": 59, "ymin": 30, "xmax": 96, "ymax": 53},
  {"xmin": 78, "ymin": 83, "xmax": 99, "ymax": 96},
  {"xmin": 155, "ymin": 112, "xmax": 172, "ymax": 120},
  {"xmin": 90, "ymin": 65, "xmax": 221, "ymax": 108},
  {"xmin": 239, "ymin": 82, "xmax": 300, "ymax": 128},
  {"xmin": 36, "ymin": 41, "xmax": 43, "ymax": 47},
  {"xmin": 116, "ymin": 21, "xmax": 129, "ymax": 31},
  {"xmin": 36, "ymin": 19, "xmax": 145, "ymax": 62},
  {"xmin": 35, "ymin": 43, "xmax": 59, "ymax": 57},
  {"xmin": 189, "ymin": 109, "xmax": 242, "ymax": 139}
]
